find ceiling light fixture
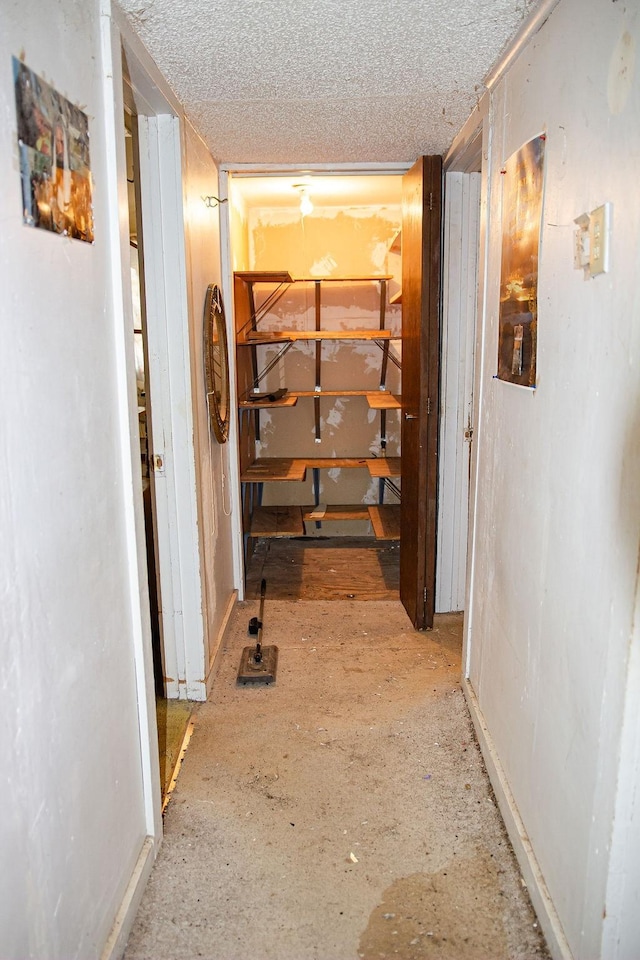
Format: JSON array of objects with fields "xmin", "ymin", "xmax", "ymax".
[{"xmin": 293, "ymin": 183, "xmax": 314, "ymax": 216}]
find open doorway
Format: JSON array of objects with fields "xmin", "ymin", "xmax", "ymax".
[
  {"xmin": 227, "ymin": 167, "xmax": 445, "ymax": 627},
  {"xmin": 228, "ymin": 172, "xmax": 404, "ymax": 603},
  {"xmin": 123, "ymin": 86, "xmax": 192, "ymax": 807}
]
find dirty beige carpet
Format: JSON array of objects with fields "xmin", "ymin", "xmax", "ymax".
[{"xmin": 125, "ymin": 601, "xmax": 549, "ymax": 960}]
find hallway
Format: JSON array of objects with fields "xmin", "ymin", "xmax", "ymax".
[{"xmin": 124, "ymin": 599, "xmax": 548, "ymax": 959}]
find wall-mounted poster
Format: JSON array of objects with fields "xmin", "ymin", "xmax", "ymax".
[
  {"xmin": 12, "ymin": 57, "xmax": 94, "ymax": 243},
  {"xmin": 497, "ymin": 135, "xmax": 545, "ymax": 387}
]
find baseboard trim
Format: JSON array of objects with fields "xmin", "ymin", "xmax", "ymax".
[
  {"xmin": 205, "ymin": 589, "xmax": 238, "ymax": 696},
  {"xmin": 100, "ymin": 836, "xmax": 156, "ymax": 960},
  {"xmin": 462, "ymin": 679, "xmax": 574, "ymax": 960},
  {"xmin": 162, "ymin": 718, "xmax": 196, "ymax": 813}
]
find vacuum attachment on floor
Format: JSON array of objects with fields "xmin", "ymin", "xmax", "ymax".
[{"xmin": 237, "ymin": 578, "xmax": 278, "ymax": 685}]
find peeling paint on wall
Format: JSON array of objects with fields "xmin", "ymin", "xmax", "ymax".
[{"xmin": 250, "ymin": 206, "xmax": 401, "ymax": 278}]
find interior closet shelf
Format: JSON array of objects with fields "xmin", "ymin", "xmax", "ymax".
[
  {"xmin": 241, "ymin": 456, "xmax": 402, "ymax": 482},
  {"xmin": 234, "ymin": 270, "xmax": 293, "ymax": 283},
  {"xmin": 289, "ymin": 274, "xmax": 393, "ymax": 283},
  {"xmin": 304, "ymin": 457, "xmax": 380, "ymax": 470},
  {"xmin": 248, "ymin": 505, "xmax": 305, "ymax": 537},
  {"xmin": 302, "ymin": 504, "xmax": 371, "ymax": 522},
  {"xmin": 242, "ymin": 390, "xmax": 399, "ymax": 405},
  {"xmin": 241, "ymin": 458, "xmax": 307, "ymax": 482},
  {"xmin": 368, "ymin": 504, "xmax": 401, "ymax": 540},
  {"xmin": 366, "ymin": 392, "xmax": 401, "ymax": 410},
  {"xmin": 367, "ymin": 457, "xmax": 402, "ymax": 478},
  {"xmin": 241, "ymin": 329, "xmax": 393, "ymax": 344},
  {"xmin": 235, "ymin": 272, "xmax": 392, "ymax": 283},
  {"xmin": 240, "ymin": 396, "xmax": 298, "ymax": 408},
  {"xmin": 296, "ymin": 389, "xmax": 385, "ymax": 398}
]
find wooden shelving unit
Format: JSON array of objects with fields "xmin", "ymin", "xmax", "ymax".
[{"xmin": 234, "ymin": 271, "xmax": 402, "ymax": 563}]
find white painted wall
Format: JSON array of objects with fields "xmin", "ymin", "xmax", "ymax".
[
  {"xmin": 465, "ymin": 1, "xmax": 640, "ymax": 957},
  {"xmin": 0, "ymin": 2, "xmax": 152, "ymax": 956},
  {"xmin": 0, "ymin": 1, "xmax": 235, "ymax": 956},
  {"xmin": 181, "ymin": 121, "xmax": 236, "ymax": 685}
]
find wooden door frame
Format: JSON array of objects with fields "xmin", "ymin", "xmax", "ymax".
[
  {"xmin": 219, "ymin": 161, "xmax": 411, "ymax": 599},
  {"xmin": 436, "ymin": 112, "xmax": 484, "ymax": 614},
  {"xmin": 443, "ymin": 102, "xmax": 490, "ymax": 678},
  {"xmin": 117, "ymin": 21, "xmax": 208, "ymax": 703}
]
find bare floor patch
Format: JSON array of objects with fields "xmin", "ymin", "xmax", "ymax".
[
  {"xmin": 125, "ymin": 603, "xmax": 548, "ymax": 960},
  {"xmin": 359, "ymin": 846, "xmax": 529, "ymax": 960}
]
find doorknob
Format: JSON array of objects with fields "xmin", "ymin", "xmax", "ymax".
[{"xmin": 404, "ymin": 413, "xmax": 418, "ymax": 420}]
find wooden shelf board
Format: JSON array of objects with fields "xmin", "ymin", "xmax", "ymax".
[
  {"xmin": 241, "ymin": 458, "xmax": 307, "ymax": 482},
  {"xmin": 369, "ymin": 504, "xmax": 401, "ymax": 540},
  {"xmin": 366, "ymin": 392, "xmax": 401, "ymax": 410},
  {"xmin": 240, "ymin": 396, "xmax": 298, "ymax": 408},
  {"xmin": 240, "ymin": 391, "xmax": 391, "ymax": 405},
  {"xmin": 242, "ymin": 456, "xmax": 401, "ymax": 481},
  {"xmin": 367, "ymin": 458, "xmax": 402, "ymax": 478},
  {"xmin": 295, "ymin": 389, "xmax": 372, "ymax": 398},
  {"xmin": 244, "ymin": 329, "xmax": 393, "ymax": 343},
  {"xmin": 234, "ymin": 271, "xmax": 293, "ymax": 283},
  {"xmin": 291, "ymin": 274, "xmax": 393, "ymax": 283},
  {"xmin": 304, "ymin": 457, "xmax": 374, "ymax": 470},
  {"xmin": 389, "ymin": 290, "xmax": 403, "ymax": 305},
  {"xmin": 302, "ymin": 504, "xmax": 370, "ymax": 522},
  {"xmin": 248, "ymin": 505, "xmax": 304, "ymax": 537},
  {"xmin": 248, "ymin": 502, "xmax": 400, "ymax": 537},
  {"xmin": 389, "ymin": 231, "xmax": 401, "ymax": 255},
  {"xmin": 235, "ymin": 272, "xmax": 392, "ymax": 284}
]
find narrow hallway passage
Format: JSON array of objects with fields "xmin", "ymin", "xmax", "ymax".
[{"xmin": 125, "ymin": 600, "xmax": 549, "ymax": 960}]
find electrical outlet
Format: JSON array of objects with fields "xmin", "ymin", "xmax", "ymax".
[{"xmin": 589, "ymin": 203, "xmax": 612, "ymax": 276}]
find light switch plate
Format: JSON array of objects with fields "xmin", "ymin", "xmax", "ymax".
[
  {"xmin": 573, "ymin": 213, "xmax": 590, "ymax": 271},
  {"xmin": 589, "ymin": 203, "xmax": 612, "ymax": 276}
]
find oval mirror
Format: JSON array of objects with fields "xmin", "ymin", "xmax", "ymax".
[{"xmin": 203, "ymin": 283, "xmax": 230, "ymax": 443}]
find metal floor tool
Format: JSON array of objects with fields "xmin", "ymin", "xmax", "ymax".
[{"xmin": 236, "ymin": 578, "xmax": 278, "ymax": 685}]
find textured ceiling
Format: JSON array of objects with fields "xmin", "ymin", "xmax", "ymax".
[{"xmin": 118, "ymin": 0, "xmax": 541, "ymax": 164}]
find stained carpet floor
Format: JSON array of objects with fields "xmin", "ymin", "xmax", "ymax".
[{"xmin": 125, "ymin": 600, "xmax": 549, "ymax": 960}]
